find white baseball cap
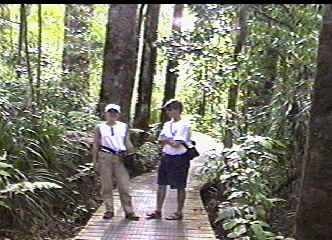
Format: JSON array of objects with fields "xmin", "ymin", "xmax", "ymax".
[{"xmin": 104, "ymin": 104, "xmax": 121, "ymax": 113}]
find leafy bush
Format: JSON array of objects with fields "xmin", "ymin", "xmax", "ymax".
[
  {"xmin": 0, "ymin": 81, "xmax": 99, "ymax": 238},
  {"xmin": 124, "ymin": 141, "xmax": 161, "ymax": 178},
  {"xmin": 0, "ymin": 79, "xmax": 164, "ymax": 238},
  {"xmin": 199, "ymin": 135, "xmax": 291, "ymax": 239}
]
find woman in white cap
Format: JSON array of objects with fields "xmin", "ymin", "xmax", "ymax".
[{"xmin": 92, "ymin": 104, "xmax": 139, "ymax": 220}]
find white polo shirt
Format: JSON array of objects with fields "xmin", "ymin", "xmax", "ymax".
[
  {"xmin": 98, "ymin": 121, "xmax": 128, "ymax": 152},
  {"xmin": 159, "ymin": 119, "xmax": 192, "ymax": 155}
]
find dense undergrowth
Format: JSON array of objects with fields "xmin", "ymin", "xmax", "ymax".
[
  {"xmin": 0, "ymin": 82, "xmax": 160, "ymax": 240},
  {"xmin": 198, "ymin": 136, "xmax": 295, "ymax": 240}
]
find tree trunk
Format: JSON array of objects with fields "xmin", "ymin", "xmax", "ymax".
[
  {"xmin": 295, "ymin": 4, "xmax": 332, "ymax": 239},
  {"xmin": 22, "ymin": 4, "xmax": 34, "ymax": 103},
  {"xmin": 223, "ymin": 5, "xmax": 249, "ymax": 148},
  {"xmin": 262, "ymin": 47, "xmax": 278, "ymax": 106},
  {"xmin": 36, "ymin": 4, "xmax": 42, "ymax": 104},
  {"xmin": 0, "ymin": 5, "xmax": 10, "ymax": 46},
  {"xmin": 133, "ymin": 4, "xmax": 160, "ymax": 130},
  {"xmin": 161, "ymin": 4, "xmax": 184, "ymax": 122},
  {"xmin": 17, "ymin": 4, "xmax": 25, "ymax": 79},
  {"xmin": 198, "ymin": 89, "xmax": 206, "ymax": 117},
  {"xmin": 246, "ymin": 46, "xmax": 278, "ymax": 135},
  {"xmin": 62, "ymin": 4, "xmax": 93, "ymax": 95},
  {"xmin": 98, "ymin": 4, "xmax": 139, "ymax": 123},
  {"xmin": 0, "ymin": 5, "xmax": 12, "ymax": 73},
  {"xmin": 136, "ymin": 4, "xmax": 146, "ymax": 53}
]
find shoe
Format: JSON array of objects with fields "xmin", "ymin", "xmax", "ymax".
[
  {"xmin": 125, "ymin": 212, "xmax": 140, "ymax": 221},
  {"xmin": 165, "ymin": 212, "xmax": 183, "ymax": 220},
  {"xmin": 103, "ymin": 211, "xmax": 114, "ymax": 219},
  {"xmin": 146, "ymin": 211, "xmax": 162, "ymax": 219}
]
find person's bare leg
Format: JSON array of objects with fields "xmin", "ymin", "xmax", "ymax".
[
  {"xmin": 177, "ymin": 189, "xmax": 186, "ymax": 214},
  {"xmin": 157, "ymin": 185, "xmax": 167, "ymax": 212}
]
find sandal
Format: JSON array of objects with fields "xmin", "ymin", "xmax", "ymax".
[
  {"xmin": 146, "ymin": 211, "xmax": 162, "ymax": 219},
  {"xmin": 125, "ymin": 212, "xmax": 140, "ymax": 221},
  {"xmin": 103, "ymin": 211, "xmax": 114, "ymax": 219},
  {"xmin": 165, "ymin": 212, "xmax": 183, "ymax": 220}
]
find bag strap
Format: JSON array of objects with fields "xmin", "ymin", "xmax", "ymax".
[
  {"xmin": 100, "ymin": 145, "xmax": 116, "ymax": 154},
  {"xmin": 182, "ymin": 142, "xmax": 189, "ymax": 149}
]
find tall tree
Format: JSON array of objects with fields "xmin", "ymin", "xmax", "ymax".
[
  {"xmin": 223, "ymin": 4, "xmax": 250, "ymax": 148},
  {"xmin": 62, "ymin": 4, "xmax": 93, "ymax": 95},
  {"xmin": 0, "ymin": 4, "xmax": 12, "ymax": 73},
  {"xmin": 295, "ymin": 4, "xmax": 332, "ymax": 239},
  {"xmin": 136, "ymin": 4, "xmax": 146, "ymax": 53},
  {"xmin": 251, "ymin": 47, "xmax": 278, "ymax": 108},
  {"xmin": 161, "ymin": 4, "xmax": 184, "ymax": 122},
  {"xmin": 17, "ymin": 4, "xmax": 25, "ymax": 79},
  {"xmin": 133, "ymin": 4, "xmax": 160, "ymax": 130},
  {"xmin": 21, "ymin": 4, "xmax": 34, "ymax": 102},
  {"xmin": 0, "ymin": 5, "xmax": 10, "ymax": 43},
  {"xmin": 36, "ymin": 4, "xmax": 42, "ymax": 104},
  {"xmin": 98, "ymin": 4, "xmax": 139, "ymax": 123},
  {"xmin": 242, "ymin": 45, "xmax": 279, "ymax": 135}
]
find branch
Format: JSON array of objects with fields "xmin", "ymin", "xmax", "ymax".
[
  {"xmin": 234, "ymin": 4, "xmax": 250, "ymax": 60},
  {"xmin": 0, "ymin": 16, "xmax": 20, "ymax": 24},
  {"xmin": 253, "ymin": 7, "xmax": 296, "ymax": 32},
  {"xmin": 279, "ymin": 4, "xmax": 291, "ymax": 14}
]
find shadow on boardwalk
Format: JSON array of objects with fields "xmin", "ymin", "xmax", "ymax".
[{"xmin": 74, "ymin": 132, "xmax": 221, "ymax": 240}]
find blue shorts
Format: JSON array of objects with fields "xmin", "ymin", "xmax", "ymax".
[{"xmin": 157, "ymin": 153, "xmax": 190, "ymax": 190}]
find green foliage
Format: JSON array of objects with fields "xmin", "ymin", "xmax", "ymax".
[
  {"xmin": 170, "ymin": 7, "xmax": 321, "ymax": 237},
  {"xmin": 199, "ymin": 135, "xmax": 289, "ymax": 239},
  {"xmin": 0, "ymin": 3, "xmax": 324, "ymax": 239},
  {"xmin": 0, "ymin": 68, "xmax": 161, "ymax": 238},
  {"xmin": 158, "ymin": 4, "xmax": 320, "ymax": 145},
  {"xmin": 125, "ymin": 142, "xmax": 161, "ymax": 177},
  {"xmin": 88, "ymin": 4, "xmax": 108, "ymax": 99},
  {"xmin": 0, "ymin": 77, "xmax": 99, "ymax": 236}
]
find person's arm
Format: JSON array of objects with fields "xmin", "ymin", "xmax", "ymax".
[
  {"xmin": 165, "ymin": 140, "xmax": 182, "ymax": 148},
  {"xmin": 158, "ymin": 138, "xmax": 172, "ymax": 146},
  {"xmin": 125, "ymin": 135, "xmax": 135, "ymax": 153},
  {"xmin": 158, "ymin": 123, "xmax": 172, "ymax": 146},
  {"xmin": 158, "ymin": 122, "xmax": 187, "ymax": 148},
  {"xmin": 172, "ymin": 125, "xmax": 191, "ymax": 148},
  {"xmin": 92, "ymin": 127, "xmax": 101, "ymax": 166},
  {"xmin": 124, "ymin": 124, "xmax": 136, "ymax": 154},
  {"xmin": 158, "ymin": 135, "xmax": 183, "ymax": 148}
]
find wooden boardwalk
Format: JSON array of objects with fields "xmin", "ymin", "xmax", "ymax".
[{"xmin": 74, "ymin": 132, "xmax": 220, "ymax": 240}]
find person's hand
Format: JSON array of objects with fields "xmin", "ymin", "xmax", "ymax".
[
  {"xmin": 159, "ymin": 139, "xmax": 173, "ymax": 145},
  {"xmin": 93, "ymin": 158, "xmax": 99, "ymax": 172},
  {"xmin": 169, "ymin": 140, "xmax": 181, "ymax": 148},
  {"xmin": 169, "ymin": 140, "xmax": 182, "ymax": 148},
  {"xmin": 127, "ymin": 146, "xmax": 136, "ymax": 154}
]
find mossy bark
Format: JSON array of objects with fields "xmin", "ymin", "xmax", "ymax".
[
  {"xmin": 62, "ymin": 4, "xmax": 93, "ymax": 95},
  {"xmin": 98, "ymin": 4, "xmax": 139, "ymax": 122},
  {"xmin": 134, "ymin": 4, "xmax": 160, "ymax": 130},
  {"xmin": 295, "ymin": 4, "xmax": 332, "ymax": 239}
]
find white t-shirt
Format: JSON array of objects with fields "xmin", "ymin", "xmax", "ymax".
[
  {"xmin": 159, "ymin": 119, "xmax": 192, "ymax": 155},
  {"xmin": 98, "ymin": 121, "xmax": 128, "ymax": 152}
]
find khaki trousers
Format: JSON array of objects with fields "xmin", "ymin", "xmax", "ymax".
[{"xmin": 97, "ymin": 151, "xmax": 134, "ymax": 214}]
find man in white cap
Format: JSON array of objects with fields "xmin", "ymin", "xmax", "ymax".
[
  {"xmin": 146, "ymin": 99, "xmax": 193, "ymax": 221},
  {"xmin": 92, "ymin": 103, "xmax": 139, "ymax": 220}
]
